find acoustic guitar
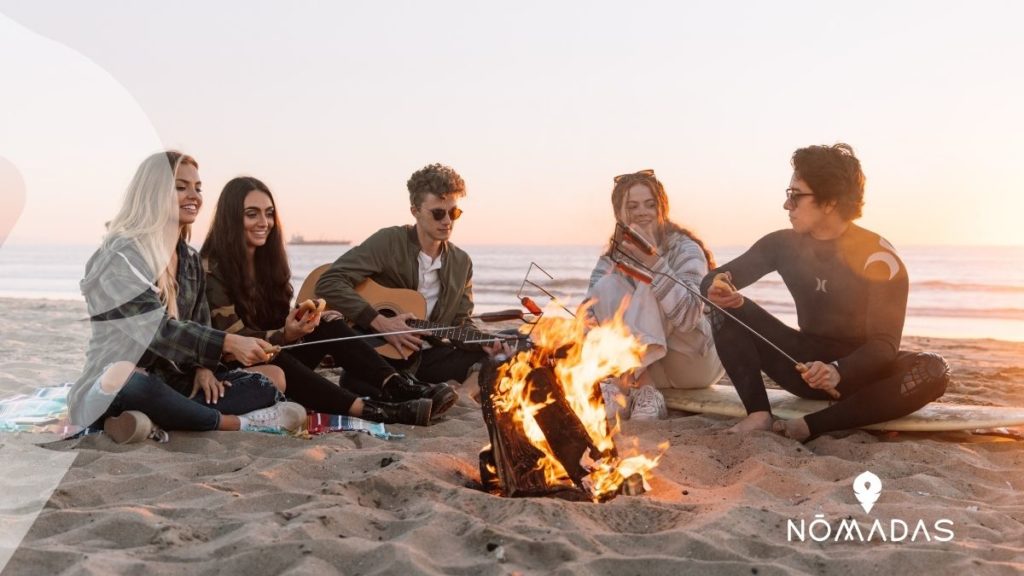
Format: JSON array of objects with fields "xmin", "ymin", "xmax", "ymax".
[{"xmin": 353, "ymin": 278, "xmax": 531, "ymax": 360}]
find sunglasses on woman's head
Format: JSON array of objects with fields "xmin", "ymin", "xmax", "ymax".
[
  {"xmin": 428, "ymin": 207, "xmax": 463, "ymax": 221},
  {"xmin": 614, "ymin": 169, "xmax": 655, "ymax": 183}
]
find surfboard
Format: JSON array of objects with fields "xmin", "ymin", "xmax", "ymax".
[{"xmin": 662, "ymin": 385, "xmax": 1024, "ymax": 432}]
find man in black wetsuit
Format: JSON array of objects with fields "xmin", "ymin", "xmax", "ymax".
[{"xmin": 701, "ymin": 143, "xmax": 949, "ymax": 441}]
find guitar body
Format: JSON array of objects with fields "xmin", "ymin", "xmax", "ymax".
[
  {"xmin": 354, "ymin": 279, "xmax": 428, "ymax": 360},
  {"xmin": 353, "ymin": 278, "xmax": 531, "ymax": 360}
]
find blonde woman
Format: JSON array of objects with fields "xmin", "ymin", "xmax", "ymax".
[
  {"xmin": 69, "ymin": 151, "xmax": 304, "ymax": 442},
  {"xmin": 587, "ymin": 169, "xmax": 724, "ymax": 420}
]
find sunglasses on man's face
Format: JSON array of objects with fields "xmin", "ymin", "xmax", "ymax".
[{"xmin": 427, "ymin": 207, "xmax": 463, "ymax": 221}]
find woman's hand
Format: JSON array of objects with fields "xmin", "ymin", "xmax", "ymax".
[
  {"xmin": 617, "ymin": 224, "xmax": 659, "ymax": 269},
  {"xmin": 284, "ymin": 305, "xmax": 320, "ymax": 342},
  {"xmin": 191, "ymin": 367, "xmax": 229, "ymax": 404},
  {"xmin": 223, "ymin": 334, "xmax": 271, "ymax": 366}
]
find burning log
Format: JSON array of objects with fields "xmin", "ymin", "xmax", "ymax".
[
  {"xmin": 525, "ymin": 366, "xmax": 612, "ymax": 488},
  {"xmin": 478, "ymin": 306, "xmax": 666, "ymax": 501},
  {"xmin": 479, "ymin": 359, "xmax": 627, "ymax": 501},
  {"xmin": 480, "ymin": 359, "xmax": 568, "ymax": 498}
]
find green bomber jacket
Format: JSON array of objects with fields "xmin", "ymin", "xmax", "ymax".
[{"xmin": 315, "ymin": 225, "xmax": 476, "ymax": 329}]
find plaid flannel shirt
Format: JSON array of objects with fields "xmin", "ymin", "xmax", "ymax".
[{"xmin": 70, "ymin": 236, "xmax": 226, "ymax": 425}]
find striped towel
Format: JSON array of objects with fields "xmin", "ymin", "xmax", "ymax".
[
  {"xmin": 0, "ymin": 383, "xmax": 84, "ymax": 437},
  {"xmin": 306, "ymin": 412, "xmax": 404, "ymax": 440}
]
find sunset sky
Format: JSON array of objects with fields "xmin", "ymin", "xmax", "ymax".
[{"xmin": 1, "ymin": 1, "xmax": 1022, "ymax": 248}]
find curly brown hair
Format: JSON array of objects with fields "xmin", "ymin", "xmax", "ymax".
[
  {"xmin": 791, "ymin": 143, "xmax": 865, "ymax": 220},
  {"xmin": 407, "ymin": 163, "xmax": 466, "ymax": 208}
]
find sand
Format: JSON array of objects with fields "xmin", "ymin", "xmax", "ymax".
[{"xmin": 2, "ymin": 296, "xmax": 1023, "ymax": 575}]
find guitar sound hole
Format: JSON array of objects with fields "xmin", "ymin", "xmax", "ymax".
[{"xmin": 377, "ymin": 308, "xmax": 398, "ymax": 319}]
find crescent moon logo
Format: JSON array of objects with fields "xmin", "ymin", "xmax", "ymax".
[{"xmin": 864, "ymin": 251, "xmax": 900, "ymax": 281}]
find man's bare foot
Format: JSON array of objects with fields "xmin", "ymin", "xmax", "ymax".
[
  {"xmin": 727, "ymin": 411, "xmax": 773, "ymax": 433},
  {"xmin": 772, "ymin": 417, "xmax": 811, "ymax": 442}
]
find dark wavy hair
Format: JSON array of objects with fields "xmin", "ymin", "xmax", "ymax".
[
  {"xmin": 791, "ymin": 143, "xmax": 865, "ymax": 220},
  {"xmin": 407, "ymin": 163, "xmax": 466, "ymax": 208},
  {"xmin": 201, "ymin": 176, "xmax": 292, "ymax": 330},
  {"xmin": 603, "ymin": 170, "xmax": 716, "ymax": 270}
]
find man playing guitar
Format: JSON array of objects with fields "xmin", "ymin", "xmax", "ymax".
[{"xmin": 316, "ymin": 163, "xmax": 508, "ymax": 397}]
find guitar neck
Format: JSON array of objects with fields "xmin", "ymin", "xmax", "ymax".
[{"xmin": 407, "ymin": 319, "xmax": 528, "ymax": 350}]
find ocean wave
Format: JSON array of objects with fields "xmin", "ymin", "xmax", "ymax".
[
  {"xmin": 474, "ymin": 278, "xmax": 590, "ymax": 291},
  {"xmin": 904, "ymin": 306, "xmax": 1024, "ymax": 321},
  {"xmin": 912, "ymin": 280, "xmax": 1024, "ymax": 293}
]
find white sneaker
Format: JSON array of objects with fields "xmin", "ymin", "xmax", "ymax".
[
  {"xmin": 600, "ymin": 378, "xmax": 629, "ymax": 422},
  {"xmin": 629, "ymin": 385, "xmax": 668, "ymax": 421},
  {"xmin": 240, "ymin": 401, "xmax": 307, "ymax": 434}
]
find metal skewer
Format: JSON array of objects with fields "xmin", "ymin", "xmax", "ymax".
[
  {"xmin": 275, "ymin": 325, "xmax": 461, "ymax": 351},
  {"xmin": 516, "ymin": 262, "xmax": 577, "ymax": 318},
  {"xmin": 613, "ymin": 234, "xmax": 838, "ymax": 399}
]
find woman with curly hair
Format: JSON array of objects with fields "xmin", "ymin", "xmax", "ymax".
[
  {"xmin": 587, "ymin": 169, "xmax": 724, "ymax": 420},
  {"xmin": 201, "ymin": 176, "xmax": 439, "ymax": 426}
]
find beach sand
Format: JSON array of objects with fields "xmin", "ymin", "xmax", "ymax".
[{"xmin": 2, "ymin": 297, "xmax": 1023, "ymax": 575}]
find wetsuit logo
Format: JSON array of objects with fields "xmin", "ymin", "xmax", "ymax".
[
  {"xmin": 864, "ymin": 239, "xmax": 901, "ymax": 281},
  {"xmin": 815, "ymin": 278, "xmax": 828, "ymax": 293},
  {"xmin": 853, "ymin": 471, "xmax": 882, "ymax": 513}
]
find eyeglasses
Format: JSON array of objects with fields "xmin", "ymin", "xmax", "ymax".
[
  {"xmin": 427, "ymin": 207, "xmax": 463, "ymax": 221},
  {"xmin": 614, "ymin": 169, "xmax": 655, "ymax": 183},
  {"xmin": 785, "ymin": 188, "xmax": 814, "ymax": 205}
]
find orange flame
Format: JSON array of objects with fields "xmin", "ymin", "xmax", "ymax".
[{"xmin": 492, "ymin": 299, "xmax": 667, "ymax": 500}]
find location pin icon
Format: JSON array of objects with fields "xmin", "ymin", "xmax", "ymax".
[
  {"xmin": 853, "ymin": 471, "xmax": 882, "ymax": 514},
  {"xmin": 0, "ymin": 156, "xmax": 26, "ymax": 248}
]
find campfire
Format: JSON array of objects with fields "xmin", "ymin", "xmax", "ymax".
[{"xmin": 478, "ymin": 303, "xmax": 668, "ymax": 501}]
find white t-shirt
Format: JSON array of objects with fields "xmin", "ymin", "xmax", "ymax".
[{"xmin": 417, "ymin": 250, "xmax": 444, "ymax": 320}]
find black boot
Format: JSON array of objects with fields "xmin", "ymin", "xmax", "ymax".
[
  {"xmin": 360, "ymin": 397, "xmax": 433, "ymax": 426},
  {"xmin": 382, "ymin": 373, "xmax": 459, "ymax": 419}
]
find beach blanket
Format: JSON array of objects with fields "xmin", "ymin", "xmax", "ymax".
[
  {"xmin": 306, "ymin": 412, "xmax": 405, "ymax": 440},
  {"xmin": 1, "ymin": 384, "xmax": 401, "ymax": 441},
  {"xmin": 0, "ymin": 384, "xmax": 82, "ymax": 436}
]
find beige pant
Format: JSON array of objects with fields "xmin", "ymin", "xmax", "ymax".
[{"xmin": 588, "ymin": 274, "xmax": 724, "ymax": 390}]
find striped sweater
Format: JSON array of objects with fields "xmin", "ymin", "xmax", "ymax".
[{"xmin": 588, "ymin": 230, "xmax": 709, "ymax": 338}]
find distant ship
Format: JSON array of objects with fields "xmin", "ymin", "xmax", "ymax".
[{"xmin": 288, "ymin": 235, "xmax": 351, "ymax": 246}]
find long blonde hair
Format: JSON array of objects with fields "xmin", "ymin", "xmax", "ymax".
[{"xmin": 104, "ymin": 151, "xmax": 198, "ymax": 318}]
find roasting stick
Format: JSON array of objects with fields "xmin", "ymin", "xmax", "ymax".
[
  {"xmin": 269, "ymin": 308, "xmax": 533, "ymax": 358},
  {"xmin": 266, "ymin": 325, "xmax": 461, "ymax": 356},
  {"xmin": 613, "ymin": 223, "xmax": 839, "ymax": 400}
]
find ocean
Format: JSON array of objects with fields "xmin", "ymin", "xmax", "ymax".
[{"xmin": 2, "ymin": 243, "xmax": 1023, "ymax": 343}]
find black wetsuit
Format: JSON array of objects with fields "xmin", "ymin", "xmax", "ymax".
[{"xmin": 700, "ymin": 224, "xmax": 949, "ymax": 438}]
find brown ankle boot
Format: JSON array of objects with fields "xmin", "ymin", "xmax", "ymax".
[{"xmin": 103, "ymin": 410, "xmax": 154, "ymax": 444}]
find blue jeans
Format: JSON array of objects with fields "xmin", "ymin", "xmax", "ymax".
[{"xmin": 86, "ymin": 369, "xmax": 279, "ymax": 431}]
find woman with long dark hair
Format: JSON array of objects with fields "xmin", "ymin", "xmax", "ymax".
[
  {"xmin": 587, "ymin": 169, "xmax": 724, "ymax": 420},
  {"xmin": 69, "ymin": 152, "xmax": 306, "ymax": 442},
  {"xmin": 201, "ymin": 176, "xmax": 454, "ymax": 426}
]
